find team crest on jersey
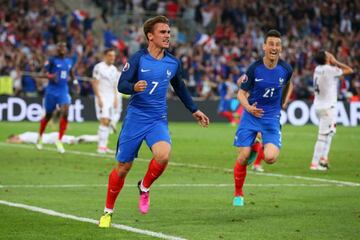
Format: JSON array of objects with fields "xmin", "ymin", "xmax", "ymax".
[
  {"xmin": 279, "ymin": 77, "xmax": 284, "ymax": 84},
  {"xmin": 122, "ymin": 62, "xmax": 130, "ymax": 72},
  {"xmin": 166, "ymin": 69, "xmax": 171, "ymax": 78}
]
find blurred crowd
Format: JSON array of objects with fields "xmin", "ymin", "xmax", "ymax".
[{"xmin": 0, "ymin": 0, "xmax": 359, "ymax": 102}]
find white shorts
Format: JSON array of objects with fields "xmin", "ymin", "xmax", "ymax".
[
  {"xmin": 316, "ymin": 107, "xmax": 336, "ymax": 135},
  {"xmin": 95, "ymin": 97, "xmax": 113, "ymax": 120}
]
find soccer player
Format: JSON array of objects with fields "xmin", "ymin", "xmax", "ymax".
[
  {"xmin": 91, "ymin": 48, "xmax": 122, "ymax": 153},
  {"xmin": 7, "ymin": 132, "xmax": 98, "ymax": 145},
  {"xmin": 218, "ymin": 77, "xmax": 242, "ymax": 126},
  {"xmin": 36, "ymin": 42, "xmax": 75, "ymax": 153},
  {"xmin": 232, "ymin": 29, "xmax": 293, "ymax": 206},
  {"xmin": 310, "ymin": 51, "xmax": 353, "ymax": 170},
  {"xmin": 98, "ymin": 15, "xmax": 209, "ymax": 228}
]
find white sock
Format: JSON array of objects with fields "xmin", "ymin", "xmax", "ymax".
[
  {"xmin": 311, "ymin": 134, "xmax": 326, "ymax": 165},
  {"xmin": 140, "ymin": 180, "xmax": 150, "ymax": 192},
  {"xmin": 98, "ymin": 125, "xmax": 109, "ymax": 149},
  {"xmin": 104, "ymin": 207, "xmax": 113, "ymax": 214},
  {"xmin": 321, "ymin": 134, "xmax": 333, "ymax": 162}
]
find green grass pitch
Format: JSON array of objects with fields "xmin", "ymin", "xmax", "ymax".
[{"xmin": 0, "ymin": 121, "xmax": 359, "ymax": 240}]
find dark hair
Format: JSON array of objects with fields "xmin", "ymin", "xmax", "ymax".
[
  {"xmin": 143, "ymin": 15, "xmax": 169, "ymax": 40},
  {"xmin": 7, "ymin": 134, "xmax": 15, "ymax": 139},
  {"xmin": 313, "ymin": 50, "xmax": 326, "ymax": 65},
  {"xmin": 264, "ymin": 29, "xmax": 281, "ymax": 43},
  {"xmin": 103, "ymin": 48, "xmax": 115, "ymax": 55}
]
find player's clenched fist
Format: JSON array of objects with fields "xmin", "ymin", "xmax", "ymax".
[{"xmin": 134, "ymin": 80, "xmax": 148, "ymax": 92}]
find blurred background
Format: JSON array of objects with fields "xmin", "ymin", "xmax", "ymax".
[{"xmin": 0, "ymin": 0, "xmax": 359, "ymax": 123}]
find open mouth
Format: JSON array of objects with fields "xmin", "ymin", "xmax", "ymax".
[{"xmin": 270, "ymin": 51, "xmax": 278, "ymax": 57}]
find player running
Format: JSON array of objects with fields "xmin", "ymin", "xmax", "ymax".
[
  {"xmin": 36, "ymin": 42, "xmax": 75, "ymax": 153},
  {"xmin": 91, "ymin": 48, "xmax": 122, "ymax": 154},
  {"xmin": 310, "ymin": 51, "xmax": 353, "ymax": 170},
  {"xmin": 98, "ymin": 15, "xmax": 209, "ymax": 228},
  {"xmin": 232, "ymin": 29, "xmax": 293, "ymax": 206}
]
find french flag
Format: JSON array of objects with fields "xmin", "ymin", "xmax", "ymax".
[
  {"xmin": 103, "ymin": 30, "xmax": 127, "ymax": 51},
  {"xmin": 194, "ymin": 32, "xmax": 211, "ymax": 45},
  {"xmin": 72, "ymin": 10, "xmax": 88, "ymax": 21}
]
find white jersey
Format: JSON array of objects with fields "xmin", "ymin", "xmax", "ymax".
[
  {"xmin": 313, "ymin": 64, "xmax": 343, "ymax": 109},
  {"xmin": 92, "ymin": 61, "xmax": 120, "ymax": 98},
  {"xmin": 19, "ymin": 132, "xmax": 75, "ymax": 144}
]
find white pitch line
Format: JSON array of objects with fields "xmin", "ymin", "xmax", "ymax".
[
  {"xmin": 0, "ymin": 183, "xmax": 356, "ymax": 189},
  {"xmin": 0, "ymin": 200, "xmax": 187, "ymax": 240},
  {"xmin": 1, "ymin": 142, "xmax": 359, "ymax": 187}
]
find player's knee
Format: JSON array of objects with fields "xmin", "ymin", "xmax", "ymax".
[
  {"xmin": 115, "ymin": 164, "xmax": 132, "ymax": 178},
  {"xmin": 237, "ymin": 152, "xmax": 250, "ymax": 165},
  {"xmin": 100, "ymin": 118, "xmax": 110, "ymax": 126},
  {"xmin": 154, "ymin": 152, "xmax": 170, "ymax": 164},
  {"xmin": 264, "ymin": 156, "xmax": 277, "ymax": 164}
]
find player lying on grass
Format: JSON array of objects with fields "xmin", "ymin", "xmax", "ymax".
[
  {"xmin": 7, "ymin": 132, "xmax": 98, "ymax": 145},
  {"xmin": 98, "ymin": 15, "xmax": 209, "ymax": 228},
  {"xmin": 232, "ymin": 29, "xmax": 293, "ymax": 206},
  {"xmin": 310, "ymin": 50, "xmax": 353, "ymax": 171}
]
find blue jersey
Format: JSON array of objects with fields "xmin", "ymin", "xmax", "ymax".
[
  {"xmin": 241, "ymin": 59, "xmax": 292, "ymax": 119},
  {"xmin": 45, "ymin": 56, "xmax": 73, "ymax": 93},
  {"xmin": 118, "ymin": 49, "xmax": 198, "ymax": 121}
]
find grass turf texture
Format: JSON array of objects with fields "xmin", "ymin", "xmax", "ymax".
[{"xmin": 0, "ymin": 122, "xmax": 359, "ymax": 240}]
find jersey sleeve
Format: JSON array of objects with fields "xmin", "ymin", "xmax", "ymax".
[
  {"xmin": 331, "ymin": 66, "xmax": 343, "ymax": 78},
  {"xmin": 170, "ymin": 60, "xmax": 198, "ymax": 113},
  {"xmin": 240, "ymin": 63, "xmax": 256, "ymax": 91},
  {"xmin": 44, "ymin": 57, "xmax": 54, "ymax": 73},
  {"xmin": 117, "ymin": 50, "xmax": 143, "ymax": 94},
  {"xmin": 92, "ymin": 64, "xmax": 100, "ymax": 80}
]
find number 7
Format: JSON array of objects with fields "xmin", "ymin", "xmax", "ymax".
[{"xmin": 149, "ymin": 81, "xmax": 159, "ymax": 94}]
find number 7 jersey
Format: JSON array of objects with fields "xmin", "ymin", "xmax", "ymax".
[
  {"xmin": 118, "ymin": 49, "xmax": 197, "ymax": 121},
  {"xmin": 240, "ymin": 59, "xmax": 293, "ymax": 119}
]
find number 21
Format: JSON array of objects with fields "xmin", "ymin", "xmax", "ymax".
[{"xmin": 263, "ymin": 88, "xmax": 275, "ymax": 98}]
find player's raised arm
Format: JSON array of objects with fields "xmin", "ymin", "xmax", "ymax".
[
  {"xmin": 44, "ymin": 57, "xmax": 56, "ymax": 81},
  {"xmin": 326, "ymin": 51, "xmax": 354, "ymax": 75},
  {"xmin": 170, "ymin": 64, "xmax": 209, "ymax": 127}
]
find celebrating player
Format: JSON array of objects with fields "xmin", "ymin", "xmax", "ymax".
[
  {"xmin": 36, "ymin": 42, "xmax": 75, "ymax": 153},
  {"xmin": 310, "ymin": 51, "xmax": 353, "ymax": 170},
  {"xmin": 232, "ymin": 29, "xmax": 293, "ymax": 206},
  {"xmin": 91, "ymin": 48, "xmax": 122, "ymax": 154},
  {"xmin": 98, "ymin": 15, "xmax": 209, "ymax": 228}
]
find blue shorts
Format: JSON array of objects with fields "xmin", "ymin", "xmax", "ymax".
[
  {"xmin": 116, "ymin": 118, "xmax": 171, "ymax": 162},
  {"xmin": 234, "ymin": 112, "xmax": 282, "ymax": 149},
  {"xmin": 44, "ymin": 91, "xmax": 71, "ymax": 113},
  {"xmin": 218, "ymin": 99, "xmax": 240, "ymax": 113}
]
